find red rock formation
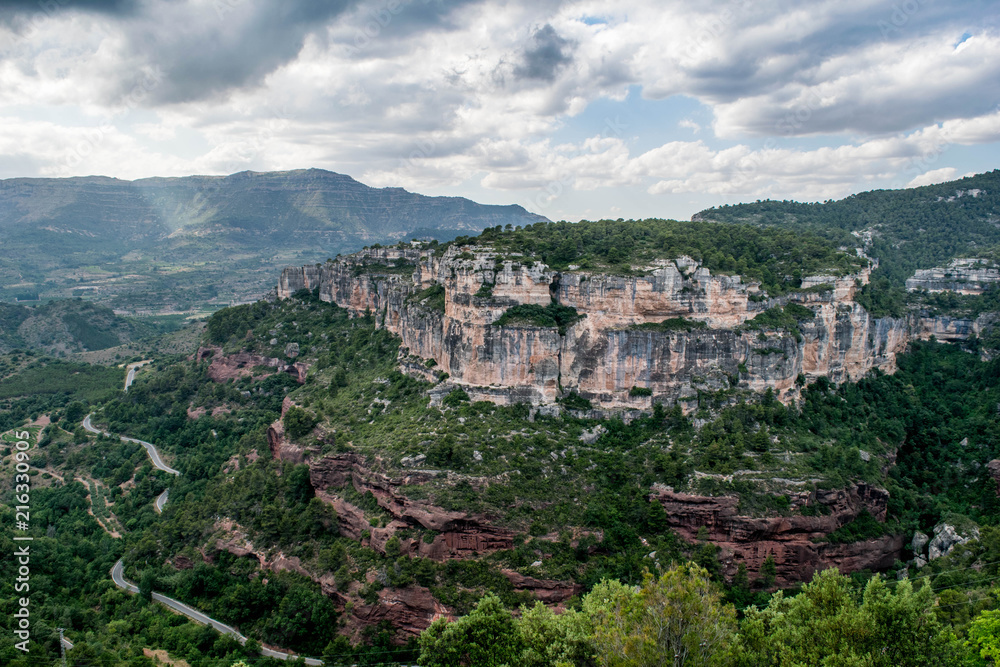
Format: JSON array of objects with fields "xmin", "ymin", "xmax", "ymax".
[
  {"xmin": 307, "ymin": 452, "xmax": 515, "ymax": 560},
  {"xmin": 650, "ymin": 483, "xmax": 904, "ymax": 587},
  {"xmin": 352, "ymin": 586, "xmax": 452, "ymax": 640},
  {"xmin": 501, "ymin": 570, "xmax": 581, "ymax": 604},
  {"xmin": 196, "ymin": 345, "xmax": 310, "ymax": 384},
  {"xmin": 265, "ymin": 398, "xmax": 319, "ymax": 464}
]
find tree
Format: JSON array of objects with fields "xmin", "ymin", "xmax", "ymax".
[
  {"xmin": 757, "ymin": 555, "xmax": 776, "ymax": 588},
  {"xmin": 418, "ymin": 593, "xmax": 525, "ymax": 667},
  {"xmin": 517, "ymin": 601, "xmax": 596, "ymax": 667},
  {"xmin": 734, "ymin": 569, "xmax": 957, "ymax": 667},
  {"xmin": 138, "ymin": 568, "xmax": 157, "ymax": 602},
  {"xmin": 583, "ymin": 564, "xmax": 737, "ymax": 667},
  {"xmin": 967, "ymin": 608, "xmax": 1000, "ymax": 664},
  {"xmin": 283, "ymin": 406, "xmax": 318, "ymax": 439}
]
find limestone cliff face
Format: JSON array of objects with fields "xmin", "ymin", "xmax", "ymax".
[
  {"xmin": 278, "ymin": 245, "xmax": 920, "ymax": 408},
  {"xmin": 906, "ymin": 258, "xmax": 1000, "ymax": 294}
]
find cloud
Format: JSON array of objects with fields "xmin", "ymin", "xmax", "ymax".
[
  {"xmin": 514, "ymin": 23, "xmax": 575, "ymax": 81},
  {"xmin": 906, "ymin": 167, "xmax": 958, "ymax": 188},
  {"xmin": 0, "ymin": 0, "xmax": 998, "ymax": 220},
  {"xmin": 678, "ymin": 119, "xmax": 700, "ymax": 133}
]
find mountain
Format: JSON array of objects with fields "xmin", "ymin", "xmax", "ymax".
[{"xmin": 0, "ymin": 169, "xmax": 547, "ymax": 312}]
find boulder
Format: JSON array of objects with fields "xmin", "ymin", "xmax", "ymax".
[{"xmin": 927, "ymin": 523, "xmax": 979, "ymax": 560}]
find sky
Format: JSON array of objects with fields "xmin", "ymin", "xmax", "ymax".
[{"xmin": 0, "ymin": 0, "xmax": 997, "ymax": 221}]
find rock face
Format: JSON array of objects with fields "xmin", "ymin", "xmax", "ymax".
[
  {"xmin": 926, "ymin": 523, "xmax": 979, "ymax": 561},
  {"xmin": 277, "ymin": 246, "xmax": 915, "ymax": 409},
  {"xmin": 209, "ymin": 519, "xmax": 449, "ymax": 640},
  {"xmin": 649, "ymin": 483, "xmax": 904, "ymax": 587},
  {"xmin": 196, "ymin": 346, "xmax": 310, "ymax": 383},
  {"xmin": 315, "ymin": 454, "xmax": 515, "ymax": 560},
  {"xmin": 906, "ymin": 259, "xmax": 1000, "ymax": 294}
]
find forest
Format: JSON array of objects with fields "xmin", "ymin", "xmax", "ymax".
[
  {"xmin": 445, "ymin": 218, "xmax": 865, "ymax": 295},
  {"xmin": 696, "ymin": 169, "xmax": 1000, "ymax": 317}
]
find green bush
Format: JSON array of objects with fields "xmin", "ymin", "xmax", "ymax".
[
  {"xmin": 283, "ymin": 406, "xmax": 318, "ymax": 439},
  {"xmin": 494, "ymin": 302, "xmax": 583, "ymax": 334}
]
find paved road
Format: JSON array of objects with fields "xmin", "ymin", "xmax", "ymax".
[
  {"xmin": 111, "ymin": 560, "xmax": 322, "ymax": 665},
  {"xmin": 154, "ymin": 488, "xmax": 169, "ymax": 513},
  {"xmin": 123, "ymin": 359, "xmax": 152, "ymax": 392},
  {"xmin": 83, "ymin": 415, "xmax": 181, "ymax": 476}
]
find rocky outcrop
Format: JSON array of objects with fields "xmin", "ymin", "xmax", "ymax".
[
  {"xmin": 908, "ymin": 522, "xmax": 980, "ymax": 568},
  {"xmin": 501, "ymin": 570, "xmax": 581, "ymax": 604},
  {"xmin": 278, "ymin": 246, "xmax": 914, "ymax": 408},
  {"xmin": 196, "ymin": 346, "xmax": 310, "ymax": 383},
  {"xmin": 265, "ymin": 397, "xmax": 318, "ymax": 464},
  {"xmin": 906, "ymin": 259, "xmax": 1000, "ymax": 294},
  {"xmin": 649, "ymin": 483, "xmax": 903, "ymax": 587},
  {"xmin": 270, "ymin": 438, "xmax": 518, "ymax": 560},
  {"xmin": 352, "ymin": 586, "xmax": 451, "ymax": 640},
  {"xmin": 209, "ymin": 519, "xmax": 447, "ymax": 640}
]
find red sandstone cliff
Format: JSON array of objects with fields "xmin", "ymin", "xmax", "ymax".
[{"xmin": 650, "ymin": 483, "xmax": 904, "ymax": 587}]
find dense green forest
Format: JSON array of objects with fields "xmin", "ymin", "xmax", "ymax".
[
  {"xmin": 445, "ymin": 218, "xmax": 864, "ymax": 295},
  {"xmin": 696, "ymin": 170, "xmax": 1000, "ymax": 317}
]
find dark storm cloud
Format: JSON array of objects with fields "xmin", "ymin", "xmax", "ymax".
[
  {"xmin": 0, "ymin": 0, "xmax": 135, "ymax": 12},
  {"xmin": 123, "ymin": 0, "xmax": 359, "ymax": 104},
  {"xmin": 0, "ymin": 0, "xmax": 137, "ymax": 29},
  {"xmin": 514, "ymin": 24, "xmax": 574, "ymax": 81}
]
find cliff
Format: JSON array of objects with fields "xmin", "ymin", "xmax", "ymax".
[
  {"xmin": 906, "ymin": 259, "xmax": 1000, "ymax": 294},
  {"xmin": 649, "ymin": 484, "xmax": 905, "ymax": 587},
  {"xmin": 278, "ymin": 245, "xmax": 912, "ymax": 409}
]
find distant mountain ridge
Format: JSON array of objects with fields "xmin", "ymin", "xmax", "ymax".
[{"xmin": 0, "ymin": 169, "xmax": 547, "ymax": 311}]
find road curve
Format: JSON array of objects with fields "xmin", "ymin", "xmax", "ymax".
[
  {"xmin": 124, "ymin": 359, "xmax": 152, "ymax": 392},
  {"xmin": 154, "ymin": 488, "xmax": 169, "ymax": 513},
  {"xmin": 111, "ymin": 560, "xmax": 322, "ymax": 665},
  {"xmin": 83, "ymin": 414, "xmax": 180, "ymax": 476}
]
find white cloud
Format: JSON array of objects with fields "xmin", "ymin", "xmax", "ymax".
[
  {"xmin": 906, "ymin": 167, "xmax": 959, "ymax": 188},
  {"xmin": 0, "ymin": 0, "xmax": 997, "ymax": 218}
]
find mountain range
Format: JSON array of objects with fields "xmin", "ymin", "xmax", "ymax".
[{"xmin": 0, "ymin": 169, "xmax": 546, "ymax": 313}]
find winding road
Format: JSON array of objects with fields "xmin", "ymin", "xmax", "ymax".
[
  {"xmin": 82, "ymin": 414, "xmax": 181, "ymax": 476},
  {"xmin": 83, "ymin": 415, "xmax": 323, "ymax": 665},
  {"xmin": 109, "ymin": 561, "xmax": 322, "ymax": 665}
]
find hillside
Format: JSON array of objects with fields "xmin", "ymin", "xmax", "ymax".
[
  {"xmin": 694, "ymin": 170, "xmax": 1000, "ymax": 286},
  {"xmin": 0, "ymin": 299, "xmax": 164, "ymax": 355},
  {"xmin": 0, "ymin": 169, "xmax": 546, "ymax": 313}
]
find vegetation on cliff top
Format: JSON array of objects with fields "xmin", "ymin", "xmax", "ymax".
[
  {"xmin": 696, "ymin": 169, "xmax": 1000, "ymax": 319},
  {"xmin": 448, "ymin": 218, "xmax": 865, "ymax": 295}
]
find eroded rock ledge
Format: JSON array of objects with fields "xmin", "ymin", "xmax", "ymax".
[{"xmin": 650, "ymin": 483, "xmax": 904, "ymax": 587}]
